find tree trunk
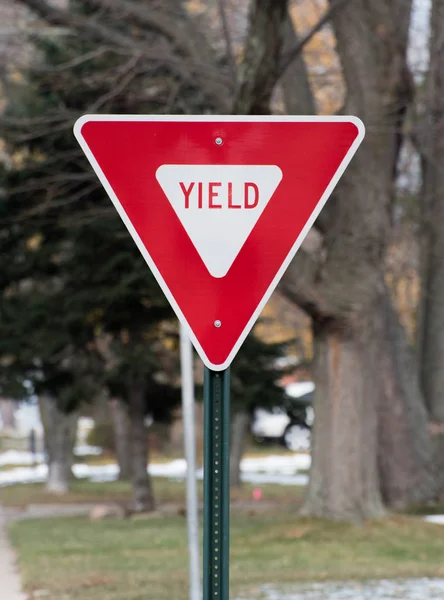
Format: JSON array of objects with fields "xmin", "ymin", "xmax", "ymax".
[
  {"xmin": 230, "ymin": 410, "xmax": 250, "ymax": 488},
  {"xmin": 127, "ymin": 380, "xmax": 155, "ymax": 512},
  {"xmin": 302, "ymin": 284, "xmax": 434, "ymax": 520},
  {"xmin": 417, "ymin": 0, "xmax": 444, "ymax": 495},
  {"xmin": 234, "ymin": 0, "xmax": 434, "ymax": 518},
  {"xmin": 109, "ymin": 397, "xmax": 131, "ymax": 480},
  {"xmin": 301, "ymin": 306, "xmax": 384, "ymax": 521},
  {"xmin": 280, "ymin": 11, "xmax": 316, "ymax": 116},
  {"xmin": 277, "ymin": 0, "xmax": 437, "ymax": 519},
  {"xmin": 377, "ymin": 291, "xmax": 435, "ymax": 507},
  {"xmin": 233, "ymin": 0, "xmax": 288, "ymax": 114},
  {"xmin": 39, "ymin": 395, "xmax": 77, "ymax": 494},
  {"xmin": 0, "ymin": 399, "xmax": 16, "ymax": 430}
]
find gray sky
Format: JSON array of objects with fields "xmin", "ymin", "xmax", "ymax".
[{"xmin": 409, "ymin": 0, "xmax": 431, "ymax": 75}]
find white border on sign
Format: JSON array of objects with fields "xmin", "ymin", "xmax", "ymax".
[{"xmin": 74, "ymin": 115, "xmax": 365, "ymax": 371}]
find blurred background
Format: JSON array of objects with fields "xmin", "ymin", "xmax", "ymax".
[{"xmin": 1, "ymin": 0, "xmax": 444, "ymax": 599}]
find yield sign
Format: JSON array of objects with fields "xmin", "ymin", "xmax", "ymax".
[{"xmin": 74, "ymin": 115, "xmax": 364, "ymax": 370}]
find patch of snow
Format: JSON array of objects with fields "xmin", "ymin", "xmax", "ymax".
[
  {"xmin": 13, "ymin": 402, "xmax": 43, "ymax": 436},
  {"xmin": 241, "ymin": 454, "xmax": 311, "ymax": 474},
  {"xmin": 72, "ymin": 463, "xmax": 119, "ymax": 482},
  {"xmin": 274, "ymin": 356, "xmax": 301, "ymax": 369},
  {"xmin": 73, "ymin": 445, "xmax": 102, "ymax": 457},
  {"xmin": 0, "ymin": 450, "xmax": 45, "ymax": 467},
  {"xmin": 237, "ymin": 578, "xmax": 444, "ymax": 600},
  {"xmin": 425, "ymin": 515, "xmax": 444, "ymax": 524},
  {"xmin": 241, "ymin": 473, "xmax": 308, "ymax": 486},
  {"xmin": 149, "ymin": 459, "xmax": 188, "ymax": 478},
  {"xmin": 76, "ymin": 417, "xmax": 95, "ymax": 445},
  {"xmin": 0, "ymin": 464, "xmax": 47, "ymax": 487},
  {"xmin": 0, "ymin": 451, "xmax": 310, "ymax": 487},
  {"xmin": 285, "ymin": 382, "xmax": 314, "ymax": 398},
  {"xmin": 0, "ymin": 447, "xmax": 102, "ymax": 471}
]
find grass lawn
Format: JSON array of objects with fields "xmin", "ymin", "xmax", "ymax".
[
  {"xmin": 8, "ymin": 513, "xmax": 444, "ymax": 600},
  {"xmin": 0, "ymin": 478, "xmax": 303, "ymax": 510}
]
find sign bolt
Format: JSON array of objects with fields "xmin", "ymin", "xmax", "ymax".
[
  {"xmin": 215, "ymin": 137, "xmax": 223, "ymax": 146},
  {"xmin": 214, "ymin": 320, "xmax": 222, "ymax": 328}
]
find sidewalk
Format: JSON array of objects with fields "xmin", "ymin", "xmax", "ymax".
[{"xmin": 0, "ymin": 507, "xmax": 26, "ymax": 600}]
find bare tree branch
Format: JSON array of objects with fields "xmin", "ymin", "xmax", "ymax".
[
  {"xmin": 233, "ymin": 0, "xmax": 353, "ymax": 114},
  {"xmin": 86, "ymin": 0, "xmax": 213, "ymax": 66},
  {"xmin": 278, "ymin": 0, "xmax": 355, "ymax": 79},
  {"xmin": 233, "ymin": 0, "xmax": 289, "ymax": 114},
  {"xmin": 18, "ymin": 0, "xmax": 139, "ymax": 49},
  {"xmin": 280, "ymin": 11, "xmax": 316, "ymax": 115},
  {"xmin": 16, "ymin": 0, "xmax": 232, "ymax": 111},
  {"xmin": 217, "ymin": 0, "xmax": 237, "ymax": 82},
  {"xmin": 31, "ymin": 48, "xmax": 110, "ymax": 72},
  {"xmin": 88, "ymin": 54, "xmax": 142, "ymax": 112}
]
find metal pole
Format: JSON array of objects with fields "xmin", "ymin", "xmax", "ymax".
[
  {"xmin": 203, "ymin": 368, "xmax": 230, "ymax": 600},
  {"xmin": 180, "ymin": 325, "xmax": 201, "ymax": 600}
]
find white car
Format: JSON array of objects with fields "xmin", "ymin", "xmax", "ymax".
[{"xmin": 251, "ymin": 381, "xmax": 314, "ymax": 452}]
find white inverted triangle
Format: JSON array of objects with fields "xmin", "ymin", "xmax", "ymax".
[{"xmin": 156, "ymin": 164, "xmax": 282, "ymax": 277}]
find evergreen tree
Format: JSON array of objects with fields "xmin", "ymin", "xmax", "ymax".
[
  {"xmin": 0, "ymin": 0, "xmax": 292, "ymax": 500},
  {"xmin": 0, "ymin": 8, "xmax": 196, "ymax": 507}
]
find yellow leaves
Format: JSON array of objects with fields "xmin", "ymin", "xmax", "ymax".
[
  {"xmin": 0, "ymin": 355, "xmax": 17, "ymax": 367},
  {"xmin": 10, "ymin": 147, "xmax": 46, "ymax": 169},
  {"xmin": 26, "ymin": 233, "xmax": 44, "ymax": 251},
  {"xmin": 86, "ymin": 308, "xmax": 104, "ymax": 324},
  {"xmin": 185, "ymin": 0, "xmax": 206, "ymax": 16},
  {"xmin": 162, "ymin": 336, "xmax": 176, "ymax": 351},
  {"xmin": 31, "ymin": 149, "xmax": 46, "ymax": 164},
  {"xmin": 255, "ymin": 299, "xmax": 295, "ymax": 343},
  {"xmin": 289, "ymin": 0, "xmax": 344, "ymax": 114},
  {"xmin": 9, "ymin": 70, "xmax": 25, "ymax": 84},
  {"xmin": 302, "ymin": 327, "xmax": 314, "ymax": 361},
  {"xmin": 254, "ymin": 293, "xmax": 313, "ymax": 359},
  {"xmin": 11, "ymin": 148, "xmax": 29, "ymax": 169}
]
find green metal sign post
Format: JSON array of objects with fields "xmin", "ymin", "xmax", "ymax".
[{"xmin": 203, "ymin": 368, "xmax": 231, "ymax": 600}]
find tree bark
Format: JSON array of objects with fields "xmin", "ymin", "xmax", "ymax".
[
  {"xmin": 109, "ymin": 397, "xmax": 131, "ymax": 480},
  {"xmin": 282, "ymin": 0, "xmax": 435, "ymax": 518},
  {"xmin": 301, "ymin": 283, "xmax": 435, "ymax": 520},
  {"xmin": 233, "ymin": 0, "xmax": 288, "ymax": 114},
  {"xmin": 301, "ymin": 309, "xmax": 385, "ymax": 521},
  {"xmin": 0, "ymin": 399, "xmax": 16, "ymax": 430},
  {"xmin": 417, "ymin": 0, "xmax": 444, "ymax": 495},
  {"xmin": 280, "ymin": 13, "xmax": 316, "ymax": 116},
  {"xmin": 233, "ymin": 0, "xmax": 433, "ymax": 519},
  {"xmin": 39, "ymin": 394, "xmax": 77, "ymax": 494},
  {"xmin": 127, "ymin": 380, "xmax": 155, "ymax": 512},
  {"xmin": 230, "ymin": 410, "xmax": 250, "ymax": 488},
  {"xmin": 377, "ymin": 290, "xmax": 435, "ymax": 507}
]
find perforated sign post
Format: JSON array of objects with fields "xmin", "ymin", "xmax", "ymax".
[{"xmin": 74, "ymin": 115, "xmax": 365, "ymax": 600}]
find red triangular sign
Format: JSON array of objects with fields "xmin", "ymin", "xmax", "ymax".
[{"xmin": 74, "ymin": 116, "xmax": 364, "ymax": 370}]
